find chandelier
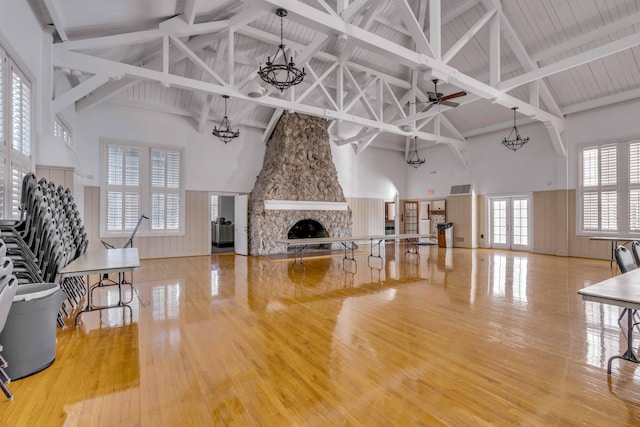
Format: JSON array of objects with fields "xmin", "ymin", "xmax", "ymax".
[
  {"xmin": 258, "ymin": 8, "xmax": 305, "ymax": 91},
  {"xmin": 212, "ymin": 95, "xmax": 240, "ymax": 143},
  {"xmin": 502, "ymin": 107, "xmax": 529, "ymax": 151},
  {"xmin": 407, "ymin": 137, "xmax": 425, "ymax": 168}
]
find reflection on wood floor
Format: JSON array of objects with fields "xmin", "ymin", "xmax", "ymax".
[{"xmin": 2, "ymin": 242, "xmax": 640, "ymax": 425}]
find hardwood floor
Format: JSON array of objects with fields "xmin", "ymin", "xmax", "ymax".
[{"xmin": 1, "ymin": 243, "xmax": 639, "ymax": 425}]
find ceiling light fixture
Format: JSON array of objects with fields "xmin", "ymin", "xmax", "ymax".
[
  {"xmin": 212, "ymin": 95, "xmax": 239, "ymax": 144},
  {"xmin": 407, "ymin": 137, "xmax": 425, "ymax": 168},
  {"xmin": 258, "ymin": 8, "xmax": 305, "ymax": 92},
  {"xmin": 502, "ymin": 107, "xmax": 529, "ymax": 151}
]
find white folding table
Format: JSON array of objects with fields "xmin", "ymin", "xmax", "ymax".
[{"xmin": 59, "ymin": 248, "xmax": 140, "ymax": 325}]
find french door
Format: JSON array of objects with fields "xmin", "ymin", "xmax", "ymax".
[
  {"xmin": 491, "ymin": 196, "xmax": 531, "ymax": 251},
  {"xmin": 404, "ymin": 201, "xmax": 418, "ymax": 234}
]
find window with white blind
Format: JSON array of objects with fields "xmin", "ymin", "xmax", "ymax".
[
  {"xmin": 54, "ymin": 117, "xmax": 72, "ymax": 147},
  {"xmin": 101, "ymin": 140, "xmax": 184, "ymax": 237},
  {"xmin": 579, "ymin": 141, "xmax": 640, "ymax": 236},
  {"xmin": 150, "ymin": 149, "xmax": 181, "ymax": 231},
  {"xmin": 0, "ymin": 45, "xmax": 32, "ymax": 219},
  {"xmin": 210, "ymin": 195, "xmax": 219, "ymax": 222}
]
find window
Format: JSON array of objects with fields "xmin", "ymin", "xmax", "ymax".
[
  {"xmin": 210, "ymin": 195, "xmax": 219, "ymax": 222},
  {"xmin": 102, "ymin": 140, "xmax": 184, "ymax": 237},
  {"xmin": 0, "ymin": 45, "xmax": 32, "ymax": 219},
  {"xmin": 54, "ymin": 117, "xmax": 72, "ymax": 147},
  {"xmin": 579, "ymin": 141, "xmax": 640, "ymax": 235}
]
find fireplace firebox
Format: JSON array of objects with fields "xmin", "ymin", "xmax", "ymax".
[{"xmin": 287, "ymin": 219, "xmax": 330, "ymax": 250}]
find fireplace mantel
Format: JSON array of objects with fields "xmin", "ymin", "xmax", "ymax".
[{"xmin": 264, "ymin": 200, "xmax": 348, "ymax": 211}]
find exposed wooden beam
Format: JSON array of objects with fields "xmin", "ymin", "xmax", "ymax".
[
  {"xmin": 53, "ymin": 74, "xmax": 110, "ymax": 113},
  {"xmin": 488, "ymin": 12, "xmax": 500, "ymax": 87},
  {"xmin": 183, "ymin": 0, "xmax": 199, "ymax": 25},
  {"xmin": 394, "ymin": 0, "xmax": 434, "ymax": 56},
  {"xmin": 443, "ymin": 8, "xmax": 495, "ymax": 65},
  {"xmin": 76, "ymin": 32, "xmax": 225, "ymax": 112},
  {"xmin": 429, "ymin": 0, "xmax": 441, "ymax": 59},
  {"xmin": 43, "ymin": 0, "xmax": 68, "ymax": 41},
  {"xmin": 262, "ymin": 109, "xmax": 284, "ymax": 142}
]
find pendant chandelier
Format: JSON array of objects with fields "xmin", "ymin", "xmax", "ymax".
[
  {"xmin": 258, "ymin": 8, "xmax": 305, "ymax": 92},
  {"xmin": 212, "ymin": 95, "xmax": 240, "ymax": 144},
  {"xmin": 502, "ymin": 107, "xmax": 529, "ymax": 151},
  {"xmin": 407, "ymin": 137, "xmax": 425, "ymax": 168}
]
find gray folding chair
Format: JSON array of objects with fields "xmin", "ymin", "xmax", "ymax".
[
  {"xmin": 615, "ymin": 245, "xmax": 640, "ymax": 337},
  {"xmin": 0, "ymin": 258, "xmax": 18, "ymax": 400}
]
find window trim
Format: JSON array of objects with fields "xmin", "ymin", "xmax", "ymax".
[{"xmin": 100, "ymin": 138, "xmax": 185, "ymax": 238}]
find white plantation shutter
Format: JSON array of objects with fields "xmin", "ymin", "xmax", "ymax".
[
  {"xmin": 583, "ymin": 149, "xmax": 597, "ymax": 187},
  {"xmin": 151, "ymin": 193, "xmax": 164, "ymax": 229},
  {"xmin": 599, "ymin": 146, "xmax": 618, "ymax": 231},
  {"xmin": 580, "ymin": 144, "xmax": 618, "ymax": 233},
  {"xmin": 54, "ymin": 117, "xmax": 72, "ymax": 147},
  {"xmin": 0, "ymin": 47, "xmax": 32, "ymax": 219},
  {"xmin": 0, "ymin": 53, "xmax": 5, "ymax": 217},
  {"xmin": 10, "ymin": 168, "xmax": 24, "ymax": 220},
  {"xmin": 583, "ymin": 192, "xmax": 599, "ymax": 230},
  {"xmin": 600, "ymin": 146, "xmax": 616, "ymax": 186},
  {"xmin": 166, "ymin": 194, "xmax": 179, "ymax": 230},
  {"xmin": 601, "ymin": 191, "xmax": 617, "ymax": 231},
  {"xmin": 8, "ymin": 63, "xmax": 31, "ymax": 219},
  {"xmin": 11, "ymin": 70, "xmax": 30, "ymax": 156},
  {"xmin": 150, "ymin": 149, "xmax": 181, "ymax": 231},
  {"xmin": 102, "ymin": 141, "xmax": 183, "ymax": 237},
  {"xmin": 630, "ymin": 143, "xmax": 640, "ymax": 231},
  {"xmin": 105, "ymin": 144, "xmax": 141, "ymax": 232}
]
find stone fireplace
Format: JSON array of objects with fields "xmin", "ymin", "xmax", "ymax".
[{"xmin": 248, "ymin": 112, "xmax": 352, "ymax": 255}]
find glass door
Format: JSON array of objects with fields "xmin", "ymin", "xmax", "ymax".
[
  {"xmin": 491, "ymin": 197, "xmax": 531, "ymax": 251},
  {"xmin": 404, "ymin": 201, "xmax": 418, "ymax": 234}
]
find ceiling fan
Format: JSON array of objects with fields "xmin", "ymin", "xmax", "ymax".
[{"xmin": 415, "ymin": 79, "xmax": 467, "ymax": 112}]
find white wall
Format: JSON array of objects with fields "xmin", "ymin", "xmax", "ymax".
[
  {"xmin": 405, "ymin": 121, "xmax": 563, "ymax": 199},
  {"xmin": 332, "ymin": 143, "xmax": 406, "ymax": 201}
]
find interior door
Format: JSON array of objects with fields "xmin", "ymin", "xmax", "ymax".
[
  {"xmin": 404, "ymin": 201, "xmax": 418, "ymax": 234},
  {"xmin": 491, "ymin": 197, "xmax": 530, "ymax": 251},
  {"xmin": 234, "ymin": 194, "xmax": 248, "ymax": 255}
]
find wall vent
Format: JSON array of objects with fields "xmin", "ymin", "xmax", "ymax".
[{"xmin": 450, "ymin": 184, "xmax": 472, "ymax": 195}]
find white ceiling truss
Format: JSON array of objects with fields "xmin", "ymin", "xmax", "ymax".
[{"xmin": 43, "ymin": 0, "xmax": 640, "ymax": 163}]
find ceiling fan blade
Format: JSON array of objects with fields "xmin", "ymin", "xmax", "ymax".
[
  {"xmin": 440, "ymin": 101, "xmax": 459, "ymax": 108},
  {"xmin": 426, "ymin": 91, "xmax": 437, "ymax": 102},
  {"xmin": 442, "ymin": 91, "xmax": 467, "ymax": 101},
  {"xmin": 420, "ymin": 103, "xmax": 435, "ymax": 113}
]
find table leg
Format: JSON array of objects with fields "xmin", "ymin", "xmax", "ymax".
[
  {"xmin": 291, "ymin": 245, "xmax": 306, "ymax": 273},
  {"xmin": 341, "ymin": 242, "xmax": 357, "ymax": 273},
  {"xmin": 367, "ymin": 239, "xmax": 384, "ymax": 270},
  {"xmin": 611, "ymin": 241, "xmax": 615, "ymax": 270},
  {"xmin": 608, "ymin": 307, "xmax": 640, "ymax": 374},
  {"xmin": 74, "ymin": 273, "xmax": 92, "ymax": 326}
]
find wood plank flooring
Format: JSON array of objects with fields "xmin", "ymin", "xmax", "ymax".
[{"xmin": 1, "ymin": 244, "xmax": 639, "ymax": 426}]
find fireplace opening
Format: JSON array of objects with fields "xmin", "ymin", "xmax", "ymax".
[{"xmin": 288, "ymin": 219, "xmax": 330, "ymax": 250}]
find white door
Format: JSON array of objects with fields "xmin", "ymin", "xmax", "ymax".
[
  {"xmin": 491, "ymin": 197, "xmax": 530, "ymax": 251},
  {"xmin": 234, "ymin": 194, "xmax": 248, "ymax": 255}
]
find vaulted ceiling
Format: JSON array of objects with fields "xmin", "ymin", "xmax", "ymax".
[{"xmin": 29, "ymin": 0, "xmax": 640, "ymax": 164}]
